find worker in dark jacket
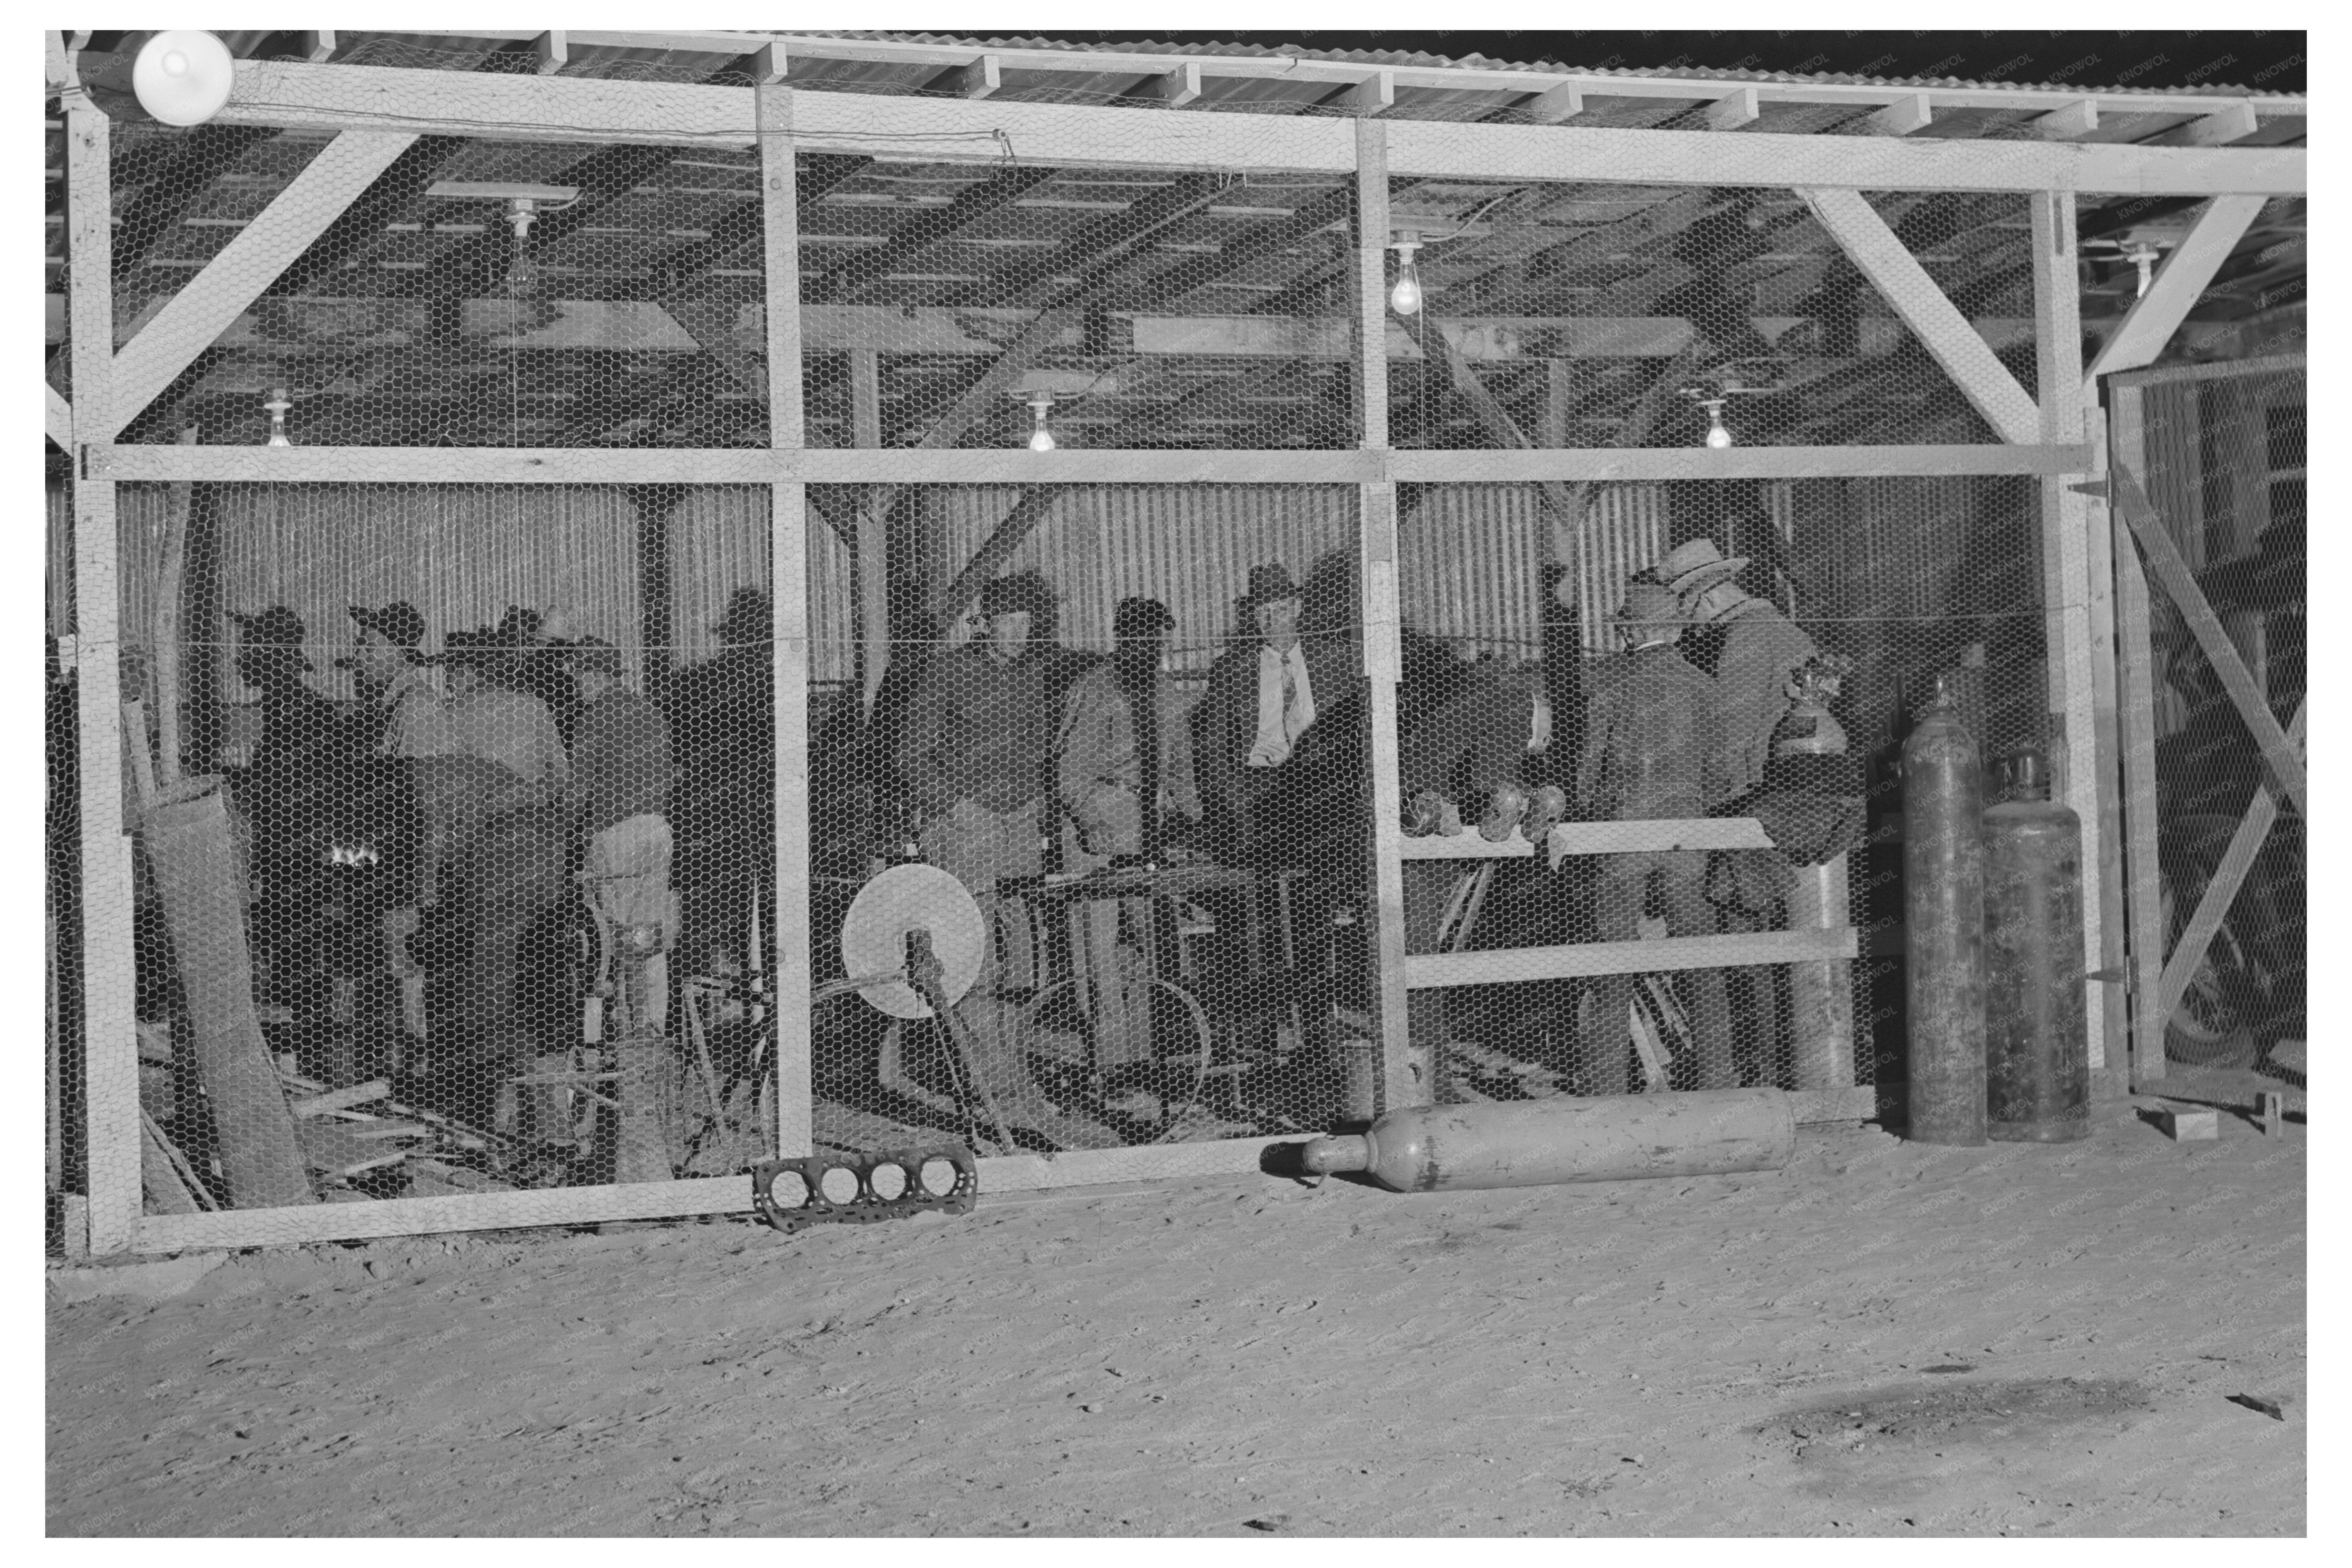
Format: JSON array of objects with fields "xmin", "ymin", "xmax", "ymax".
[
  {"xmin": 897, "ymin": 571, "xmax": 1111, "ymax": 1147},
  {"xmin": 1576, "ymin": 581, "xmax": 1733, "ymax": 1094}
]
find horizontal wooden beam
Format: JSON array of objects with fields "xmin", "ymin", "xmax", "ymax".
[
  {"xmin": 1387, "ymin": 443, "xmax": 2091, "ymax": 481},
  {"xmin": 87, "ymin": 442, "xmax": 2094, "ymax": 486},
  {"xmin": 138, "ymin": 1174, "xmax": 755, "ymax": 1249},
  {"xmin": 87, "ymin": 445, "xmax": 779, "ymax": 485},
  {"xmin": 258, "ymin": 32, "xmax": 2309, "ymax": 122},
  {"xmin": 1399, "ymin": 816, "xmax": 1775, "ymax": 861},
  {"xmin": 1385, "ymin": 116, "xmax": 2302, "ymax": 197},
  {"xmin": 196, "ymin": 61, "xmax": 2306, "ymax": 196},
  {"xmin": 1405, "ymin": 926, "xmax": 1858, "ymax": 990},
  {"xmin": 60, "ymin": 295, "xmax": 2055, "ymax": 366}
]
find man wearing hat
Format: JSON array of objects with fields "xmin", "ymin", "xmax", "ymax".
[
  {"xmin": 1646, "ymin": 537, "xmax": 1820, "ymax": 806},
  {"xmin": 344, "ymin": 601, "xmax": 444, "ymax": 1047},
  {"xmin": 229, "ymin": 605, "xmax": 344, "ymax": 1016},
  {"xmin": 1575, "ymin": 580, "xmax": 1734, "ymax": 1094},
  {"xmin": 350, "ymin": 601, "xmax": 445, "ymax": 761},
  {"xmin": 897, "ymin": 570, "xmax": 1104, "ymax": 1141},
  {"xmin": 1199, "ymin": 562, "xmax": 1355, "ymax": 862}
]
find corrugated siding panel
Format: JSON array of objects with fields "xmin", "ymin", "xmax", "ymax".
[
  {"xmin": 1399, "ymin": 483, "xmax": 1665, "ymax": 659},
  {"xmin": 202, "ymin": 485, "xmax": 641, "ymax": 700},
  {"xmin": 667, "ymin": 486, "xmax": 842, "ymax": 684},
  {"xmin": 922, "ymin": 485, "xmax": 1360, "ymax": 679}
]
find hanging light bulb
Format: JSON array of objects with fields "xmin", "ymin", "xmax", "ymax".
[
  {"xmin": 1699, "ymin": 396, "xmax": 1733, "ymax": 450},
  {"xmin": 263, "ymin": 387, "xmax": 293, "ymax": 448},
  {"xmin": 127, "ymin": 31, "xmax": 236, "ymax": 127},
  {"xmin": 1025, "ymin": 391, "xmax": 1057, "ymax": 452},
  {"xmin": 1388, "ymin": 231, "xmax": 1425, "ymax": 317},
  {"xmin": 504, "ymin": 197, "xmax": 541, "ymax": 298},
  {"xmin": 2123, "ymin": 242, "xmax": 2163, "ymax": 300}
]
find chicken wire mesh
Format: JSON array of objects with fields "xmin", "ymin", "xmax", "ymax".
[
  {"xmin": 1393, "ymin": 476, "xmax": 2047, "ymax": 1105},
  {"xmin": 2109, "ymin": 356, "xmax": 2305, "ymax": 1074},
  {"xmin": 92, "ymin": 481, "xmax": 775, "ymax": 1215},
  {"xmin": 810, "ymin": 484, "xmax": 1376, "ymax": 1158},
  {"xmin": 56, "ymin": 43, "xmax": 2294, "ymax": 1241}
]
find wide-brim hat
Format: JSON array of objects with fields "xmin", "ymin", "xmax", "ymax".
[
  {"xmin": 1650, "ymin": 538, "xmax": 1751, "ymax": 598},
  {"xmin": 1242, "ymin": 562, "xmax": 1301, "ymax": 608},
  {"xmin": 349, "ymin": 600, "xmax": 425, "ymax": 650}
]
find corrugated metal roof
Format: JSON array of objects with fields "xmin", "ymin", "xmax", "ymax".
[{"xmin": 785, "ymin": 31, "xmax": 2291, "ymax": 100}]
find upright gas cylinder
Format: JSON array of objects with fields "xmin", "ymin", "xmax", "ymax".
[
  {"xmin": 1902, "ymin": 673, "xmax": 1987, "ymax": 1145},
  {"xmin": 1295, "ymin": 1087, "xmax": 1794, "ymax": 1192},
  {"xmin": 1982, "ymin": 748, "xmax": 2090, "ymax": 1142}
]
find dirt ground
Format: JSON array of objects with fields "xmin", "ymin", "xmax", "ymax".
[{"xmin": 48, "ymin": 1092, "xmax": 2304, "ymax": 1537}]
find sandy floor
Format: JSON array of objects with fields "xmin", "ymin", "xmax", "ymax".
[{"xmin": 48, "ymin": 1093, "xmax": 2303, "ymax": 1537}]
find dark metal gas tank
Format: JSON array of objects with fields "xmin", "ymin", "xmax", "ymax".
[
  {"xmin": 1983, "ymin": 749, "xmax": 2089, "ymax": 1142},
  {"xmin": 1902, "ymin": 673, "xmax": 1987, "ymax": 1145}
]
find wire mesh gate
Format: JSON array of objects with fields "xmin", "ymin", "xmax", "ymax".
[
  {"xmin": 2105, "ymin": 354, "xmax": 2305, "ymax": 1087},
  {"xmin": 47, "ymin": 64, "xmax": 2238, "ymax": 1253}
]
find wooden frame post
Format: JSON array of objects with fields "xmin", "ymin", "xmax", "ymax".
[
  {"xmin": 1353, "ymin": 119, "xmax": 1419, "ymax": 1112},
  {"xmin": 2078, "ymin": 399, "xmax": 2129, "ymax": 1085},
  {"xmin": 2107, "ymin": 382, "xmax": 2167, "ymax": 1084},
  {"xmin": 760, "ymin": 81, "xmax": 814, "ymax": 1160},
  {"xmin": 849, "ymin": 348, "xmax": 890, "ymax": 719},
  {"xmin": 65, "ymin": 101, "xmax": 143, "ymax": 1256},
  {"xmin": 2030, "ymin": 189, "xmax": 2111, "ymax": 1074}
]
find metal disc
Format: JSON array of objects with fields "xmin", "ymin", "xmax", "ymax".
[{"xmin": 837, "ymin": 863, "xmax": 986, "ymax": 1019}]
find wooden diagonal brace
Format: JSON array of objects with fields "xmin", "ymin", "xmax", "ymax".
[
  {"xmin": 2160, "ymin": 702, "xmax": 2303, "ymax": 1019},
  {"xmin": 47, "ymin": 386, "xmax": 71, "ymax": 450},
  {"xmin": 1797, "ymin": 186, "xmax": 2041, "ymax": 445},
  {"xmin": 105, "ymin": 131, "xmax": 420, "ymax": 440},
  {"xmin": 2107, "ymin": 462, "xmax": 2305, "ymax": 815},
  {"xmin": 2083, "ymin": 195, "xmax": 2267, "ymax": 389}
]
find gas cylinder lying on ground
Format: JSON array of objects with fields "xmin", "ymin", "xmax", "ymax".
[{"xmin": 1295, "ymin": 1087, "xmax": 1795, "ymax": 1193}]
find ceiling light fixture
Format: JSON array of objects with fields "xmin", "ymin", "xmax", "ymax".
[
  {"xmin": 1013, "ymin": 390, "xmax": 1058, "ymax": 451},
  {"xmin": 262, "ymin": 387, "xmax": 293, "ymax": 447},
  {"xmin": 1388, "ymin": 231, "xmax": 1425, "ymax": 317}
]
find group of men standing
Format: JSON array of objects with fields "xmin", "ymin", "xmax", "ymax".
[
  {"xmin": 891, "ymin": 559, "xmax": 1354, "ymax": 1140},
  {"xmin": 229, "ymin": 598, "xmax": 677, "ymax": 1154}
]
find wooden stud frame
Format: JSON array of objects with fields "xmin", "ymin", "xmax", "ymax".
[{"xmin": 58, "ymin": 60, "xmax": 2271, "ymax": 1251}]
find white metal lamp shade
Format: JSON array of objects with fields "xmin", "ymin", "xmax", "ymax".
[{"xmin": 131, "ymin": 31, "xmax": 236, "ymax": 127}]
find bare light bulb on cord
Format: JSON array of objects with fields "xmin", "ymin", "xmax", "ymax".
[
  {"xmin": 1698, "ymin": 396, "xmax": 1733, "ymax": 450},
  {"xmin": 1388, "ymin": 232, "xmax": 1425, "ymax": 316},
  {"xmin": 504, "ymin": 198, "xmax": 541, "ymax": 298},
  {"xmin": 1024, "ymin": 392, "xmax": 1057, "ymax": 452},
  {"xmin": 263, "ymin": 388, "xmax": 293, "ymax": 448}
]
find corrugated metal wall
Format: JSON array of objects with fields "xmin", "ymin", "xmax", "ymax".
[
  {"xmin": 920, "ymin": 485, "xmax": 1362, "ymax": 678},
  {"xmin": 1400, "ymin": 483, "xmax": 1668, "ymax": 660}
]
